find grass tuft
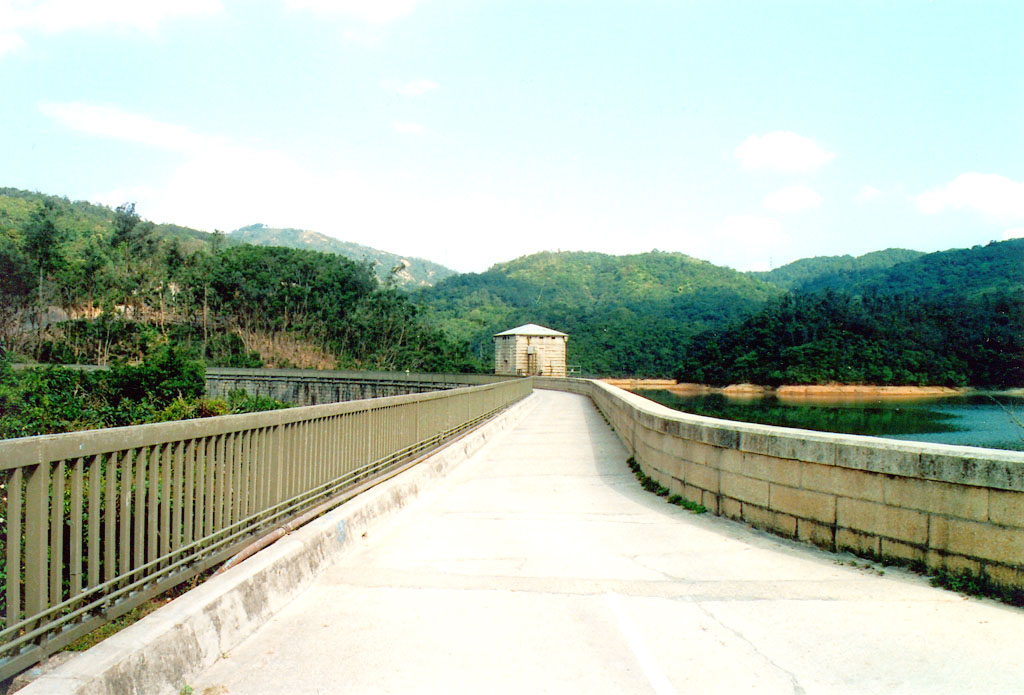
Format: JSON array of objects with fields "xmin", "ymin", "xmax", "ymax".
[
  {"xmin": 626, "ymin": 457, "xmax": 706, "ymax": 513},
  {"xmin": 929, "ymin": 568, "xmax": 1024, "ymax": 607}
]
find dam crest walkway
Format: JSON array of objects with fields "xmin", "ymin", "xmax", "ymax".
[{"xmin": 185, "ymin": 389, "xmax": 1024, "ymax": 694}]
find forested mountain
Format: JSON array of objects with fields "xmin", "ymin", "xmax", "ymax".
[
  {"xmin": 414, "ymin": 250, "xmax": 782, "ymax": 376},
  {"xmin": 4, "ymin": 186, "xmax": 1020, "ymax": 386},
  {"xmin": 709, "ymin": 240, "xmax": 1024, "ymax": 388},
  {"xmin": 0, "ymin": 189, "xmax": 475, "ymax": 372},
  {"xmin": 788, "ymin": 238, "xmax": 1024, "ymax": 298},
  {"xmin": 676, "ymin": 289, "xmax": 1023, "ymax": 387},
  {"xmin": 753, "ymin": 248, "xmax": 924, "ymax": 290},
  {"xmin": 230, "ymin": 224, "xmax": 455, "ymax": 288},
  {"xmin": 417, "ymin": 241, "xmax": 1023, "ymax": 383}
]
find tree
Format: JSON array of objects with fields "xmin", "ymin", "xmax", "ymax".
[
  {"xmin": 23, "ymin": 200, "xmax": 65, "ymax": 359},
  {"xmin": 0, "ymin": 239, "xmax": 34, "ymax": 354},
  {"xmin": 111, "ymin": 202, "xmax": 140, "ymax": 251}
]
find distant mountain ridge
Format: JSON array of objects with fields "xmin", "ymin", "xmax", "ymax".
[
  {"xmin": 229, "ymin": 224, "xmax": 455, "ymax": 288},
  {"xmin": 788, "ymin": 239, "xmax": 1024, "ymax": 299},
  {"xmin": 753, "ymin": 248, "xmax": 925, "ymax": 291},
  {"xmin": 751, "ymin": 241, "xmax": 1023, "ymax": 298},
  {"xmin": 414, "ymin": 250, "xmax": 783, "ymax": 376}
]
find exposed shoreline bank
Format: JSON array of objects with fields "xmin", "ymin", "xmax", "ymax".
[{"xmin": 598, "ymin": 379, "xmax": 1022, "ymax": 400}]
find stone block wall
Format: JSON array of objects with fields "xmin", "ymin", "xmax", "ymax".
[{"xmin": 535, "ymin": 377, "xmax": 1024, "ymax": 591}]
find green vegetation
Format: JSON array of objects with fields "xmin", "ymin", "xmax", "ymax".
[
  {"xmin": 415, "ymin": 250, "xmax": 781, "ymax": 376},
  {"xmin": 929, "ymin": 567, "xmax": 1024, "ymax": 607},
  {"xmin": 778, "ymin": 238, "xmax": 1024, "ymax": 298},
  {"xmin": 62, "ymin": 600, "xmax": 167, "ymax": 652},
  {"xmin": 0, "ymin": 348, "xmax": 290, "ymax": 438},
  {"xmin": 626, "ymin": 456, "xmax": 707, "ymax": 513},
  {"xmin": 230, "ymin": 223, "xmax": 455, "ymax": 288},
  {"xmin": 675, "ymin": 289, "xmax": 1024, "ymax": 388},
  {"xmin": 753, "ymin": 248, "xmax": 925, "ymax": 291},
  {"xmin": 0, "ymin": 188, "xmax": 477, "ymax": 374},
  {"xmin": 4, "ymin": 186, "xmax": 1021, "ymax": 390}
]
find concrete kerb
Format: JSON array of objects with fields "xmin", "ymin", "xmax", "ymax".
[{"xmin": 18, "ymin": 393, "xmax": 540, "ymax": 695}]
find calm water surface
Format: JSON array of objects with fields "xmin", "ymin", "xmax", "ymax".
[{"xmin": 636, "ymin": 391, "xmax": 1024, "ymax": 452}]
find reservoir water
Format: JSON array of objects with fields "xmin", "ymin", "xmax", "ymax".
[{"xmin": 635, "ymin": 390, "xmax": 1024, "ymax": 453}]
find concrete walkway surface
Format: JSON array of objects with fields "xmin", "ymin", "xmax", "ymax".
[{"xmin": 193, "ymin": 390, "xmax": 1024, "ymax": 694}]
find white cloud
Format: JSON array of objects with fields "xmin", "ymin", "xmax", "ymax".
[
  {"xmin": 284, "ymin": 0, "xmax": 420, "ymax": 23},
  {"xmin": 0, "ymin": 0, "xmax": 221, "ymax": 54},
  {"xmin": 917, "ymin": 173, "xmax": 1024, "ymax": 219},
  {"xmin": 44, "ymin": 101, "xmax": 577, "ymax": 272},
  {"xmin": 39, "ymin": 102, "xmax": 219, "ymax": 152},
  {"xmin": 382, "ymin": 78, "xmax": 438, "ymax": 97},
  {"xmin": 856, "ymin": 185, "xmax": 881, "ymax": 202},
  {"xmin": 763, "ymin": 185, "xmax": 821, "ymax": 213},
  {"xmin": 1004, "ymin": 228, "xmax": 1024, "ymax": 240},
  {"xmin": 392, "ymin": 120, "xmax": 424, "ymax": 134},
  {"xmin": 735, "ymin": 131, "xmax": 835, "ymax": 172}
]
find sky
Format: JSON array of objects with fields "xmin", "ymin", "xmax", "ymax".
[{"xmin": 2, "ymin": 0, "xmax": 1023, "ymax": 273}]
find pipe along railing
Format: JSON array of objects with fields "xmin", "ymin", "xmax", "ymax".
[{"xmin": 0, "ymin": 377, "xmax": 532, "ymax": 680}]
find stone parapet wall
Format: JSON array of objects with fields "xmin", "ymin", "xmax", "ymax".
[
  {"xmin": 535, "ymin": 377, "xmax": 1024, "ymax": 590},
  {"xmin": 207, "ymin": 368, "xmax": 513, "ymax": 405}
]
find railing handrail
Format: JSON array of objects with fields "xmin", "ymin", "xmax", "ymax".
[
  {"xmin": 1, "ymin": 383, "xmax": 508, "ymax": 469},
  {"xmin": 0, "ymin": 376, "xmax": 533, "ymax": 680}
]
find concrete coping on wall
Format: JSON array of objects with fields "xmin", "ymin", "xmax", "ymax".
[{"xmin": 583, "ymin": 380, "xmax": 1024, "ymax": 493}]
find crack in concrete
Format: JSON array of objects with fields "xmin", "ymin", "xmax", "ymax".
[{"xmin": 690, "ymin": 599, "xmax": 807, "ymax": 695}]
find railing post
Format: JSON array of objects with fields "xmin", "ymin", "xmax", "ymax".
[
  {"xmin": 24, "ymin": 462, "xmax": 49, "ymax": 617},
  {"xmin": 6, "ymin": 467, "xmax": 23, "ymax": 628}
]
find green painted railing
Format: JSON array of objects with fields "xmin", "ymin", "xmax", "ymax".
[{"xmin": 0, "ymin": 377, "xmax": 532, "ymax": 679}]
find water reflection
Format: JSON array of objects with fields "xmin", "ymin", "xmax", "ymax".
[{"xmin": 634, "ymin": 390, "xmax": 1024, "ymax": 452}]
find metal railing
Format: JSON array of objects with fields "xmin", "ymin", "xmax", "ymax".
[{"xmin": 0, "ymin": 378, "xmax": 532, "ymax": 679}]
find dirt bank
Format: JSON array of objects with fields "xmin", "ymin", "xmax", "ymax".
[
  {"xmin": 600, "ymin": 379, "xmax": 970, "ymax": 399},
  {"xmin": 775, "ymin": 384, "xmax": 965, "ymax": 398}
]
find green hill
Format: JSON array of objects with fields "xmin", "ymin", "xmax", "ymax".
[
  {"xmin": 753, "ymin": 248, "xmax": 925, "ymax": 291},
  {"xmin": 0, "ymin": 188, "xmax": 474, "ymax": 372},
  {"xmin": 793, "ymin": 238, "xmax": 1024, "ymax": 299},
  {"xmin": 229, "ymin": 224, "xmax": 455, "ymax": 288},
  {"xmin": 679, "ymin": 240, "xmax": 1024, "ymax": 387},
  {"xmin": 415, "ymin": 250, "xmax": 782, "ymax": 376}
]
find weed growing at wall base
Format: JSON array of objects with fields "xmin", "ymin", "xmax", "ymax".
[
  {"xmin": 626, "ymin": 457, "xmax": 707, "ymax": 514},
  {"xmin": 929, "ymin": 567, "xmax": 1024, "ymax": 607},
  {"xmin": 837, "ymin": 543, "xmax": 1024, "ymax": 608}
]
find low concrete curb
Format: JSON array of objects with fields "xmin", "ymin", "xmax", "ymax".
[{"xmin": 19, "ymin": 394, "xmax": 539, "ymax": 695}]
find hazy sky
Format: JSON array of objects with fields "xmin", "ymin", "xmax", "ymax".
[{"xmin": 2, "ymin": 0, "xmax": 1022, "ymax": 272}]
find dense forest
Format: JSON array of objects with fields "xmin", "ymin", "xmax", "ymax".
[
  {"xmin": 415, "ymin": 240, "xmax": 1024, "ymax": 386},
  {"xmin": 702, "ymin": 239, "xmax": 1024, "ymax": 387},
  {"xmin": 0, "ymin": 188, "xmax": 478, "ymax": 373},
  {"xmin": 3, "ymin": 186, "xmax": 1021, "ymax": 390},
  {"xmin": 752, "ymin": 248, "xmax": 925, "ymax": 290},
  {"xmin": 760, "ymin": 239, "xmax": 1024, "ymax": 298},
  {"xmin": 675, "ymin": 288, "xmax": 1024, "ymax": 387},
  {"xmin": 414, "ymin": 250, "xmax": 781, "ymax": 376}
]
